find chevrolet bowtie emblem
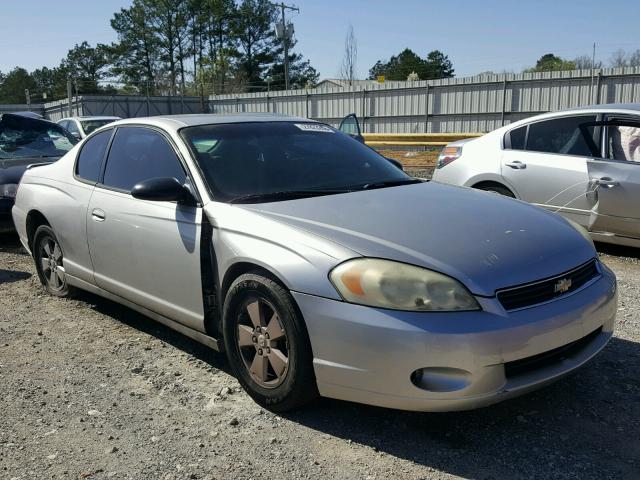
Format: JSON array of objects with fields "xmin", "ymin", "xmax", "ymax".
[{"xmin": 554, "ymin": 278, "xmax": 572, "ymax": 293}]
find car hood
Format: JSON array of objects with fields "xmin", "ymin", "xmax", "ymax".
[{"xmin": 241, "ymin": 182, "xmax": 596, "ymax": 296}]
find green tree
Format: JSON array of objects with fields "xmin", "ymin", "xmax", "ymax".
[
  {"xmin": 0, "ymin": 67, "xmax": 36, "ymax": 104},
  {"xmin": 424, "ymin": 50, "xmax": 454, "ymax": 78},
  {"xmin": 232, "ymin": 0, "xmax": 278, "ymax": 90},
  {"xmin": 62, "ymin": 42, "xmax": 110, "ymax": 94},
  {"xmin": 109, "ymin": 2, "xmax": 161, "ymax": 94},
  {"xmin": 368, "ymin": 48, "xmax": 454, "ymax": 81},
  {"xmin": 526, "ymin": 53, "xmax": 576, "ymax": 72},
  {"xmin": 267, "ymin": 37, "xmax": 319, "ymax": 90}
]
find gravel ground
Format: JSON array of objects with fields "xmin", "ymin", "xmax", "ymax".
[{"xmin": 1, "ymin": 233, "xmax": 639, "ymax": 480}]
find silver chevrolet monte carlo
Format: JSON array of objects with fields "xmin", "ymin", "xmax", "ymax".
[{"xmin": 12, "ymin": 114, "xmax": 617, "ymax": 412}]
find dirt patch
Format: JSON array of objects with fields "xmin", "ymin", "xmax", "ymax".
[{"xmin": 1, "ymin": 233, "xmax": 639, "ymax": 479}]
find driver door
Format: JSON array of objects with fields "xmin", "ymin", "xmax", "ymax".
[
  {"xmin": 86, "ymin": 126, "xmax": 205, "ymax": 330},
  {"xmin": 339, "ymin": 113, "xmax": 364, "ymax": 143},
  {"xmin": 587, "ymin": 115, "xmax": 640, "ymax": 238}
]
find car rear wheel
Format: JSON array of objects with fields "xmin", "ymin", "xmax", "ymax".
[
  {"xmin": 477, "ymin": 184, "xmax": 515, "ymax": 198},
  {"xmin": 222, "ymin": 272, "xmax": 318, "ymax": 412},
  {"xmin": 33, "ymin": 225, "xmax": 74, "ymax": 297}
]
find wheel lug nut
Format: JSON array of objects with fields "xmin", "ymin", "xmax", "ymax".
[
  {"xmin": 258, "ymin": 349, "xmax": 263, "ymax": 355},
  {"xmin": 265, "ymin": 333, "xmax": 269, "ymax": 339},
  {"xmin": 251, "ymin": 336, "xmax": 257, "ymax": 343},
  {"xmin": 266, "ymin": 348, "xmax": 270, "ymax": 354}
]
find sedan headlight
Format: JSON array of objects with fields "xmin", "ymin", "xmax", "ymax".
[
  {"xmin": 0, "ymin": 184, "xmax": 18, "ymax": 199},
  {"xmin": 565, "ymin": 218, "xmax": 594, "ymax": 248},
  {"xmin": 330, "ymin": 258, "xmax": 480, "ymax": 312}
]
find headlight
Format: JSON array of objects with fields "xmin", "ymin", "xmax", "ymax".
[
  {"xmin": 0, "ymin": 184, "xmax": 18, "ymax": 198},
  {"xmin": 565, "ymin": 218, "xmax": 594, "ymax": 248},
  {"xmin": 329, "ymin": 258, "xmax": 480, "ymax": 312}
]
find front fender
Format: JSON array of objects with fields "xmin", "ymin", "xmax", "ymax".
[{"xmin": 205, "ymin": 203, "xmax": 358, "ymax": 301}]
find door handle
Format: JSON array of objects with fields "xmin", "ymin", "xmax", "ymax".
[
  {"xmin": 91, "ymin": 209, "xmax": 106, "ymax": 221},
  {"xmin": 593, "ymin": 177, "xmax": 619, "ymax": 188},
  {"xmin": 505, "ymin": 161, "xmax": 526, "ymax": 169}
]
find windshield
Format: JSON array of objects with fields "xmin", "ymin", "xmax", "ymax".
[
  {"xmin": 0, "ymin": 115, "xmax": 77, "ymax": 160},
  {"xmin": 81, "ymin": 119, "xmax": 117, "ymax": 135},
  {"xmin": 180, "ymin": 122, "xmax": 411, "ymax": 202}
]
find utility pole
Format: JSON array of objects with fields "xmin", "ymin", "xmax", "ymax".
[{"xmin": 272, "ymin": 2, "xmax": 298, "ymax": 90}]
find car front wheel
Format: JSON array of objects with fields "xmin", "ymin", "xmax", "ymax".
[{"xmin": 222, "ymin": 272, "xmax": 317, "ymax": 412}]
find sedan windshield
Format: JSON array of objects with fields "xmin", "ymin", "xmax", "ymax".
[
  {"xmin": 0, "ymin": 114, "xmax": 77, "ymax": 160},
  {"xmin": 81, "ymin": 119, "xmax": 116, "ymax": 135},
  {"xmin": 181, "ymin": 122, "xmax": 413, "ymax": 202}
]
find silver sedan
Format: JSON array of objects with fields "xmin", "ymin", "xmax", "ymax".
[
  {"xmin": 433, "ymin": 103, "xmax": 640, "ymax": 248},
  {"xmin": 12, "ymin": 114, "xmax": 617, "ymax": 412}
]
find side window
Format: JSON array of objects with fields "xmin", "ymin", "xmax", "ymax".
[
  {"xmin": 102, "ymin": 127, "xmax": 186, "ymax": 192},
  {"xmin": 66, "ymin": 121, "xmax": 81, "ymax": 135},
  {"xmin": 76, "ymin": 129, "xmax": 112, "ymax": 183},
  {"xmin": 58, "ymin": 120, "xmax": 68, "ymax": 130},
  {"xmin": 607, "ymin": 123, "xmax": 640, "ymax": 162},
  {"xmin": 526, "ymin": 115, "xmax": 598, "ymax": 156},
  {"xmin": 507, "ymin": 125, "xmax": 527, "ymax": 150}
]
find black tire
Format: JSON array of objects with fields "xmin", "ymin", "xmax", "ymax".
[
  {"xmin": 477, "ymin": 184, "xmax": 515, "ymax": 198},
  {"xmin": 33, "ymin": 225, "xmax": 74, "ymax": 297},
  {"xmin": 222, "ymin": 272, "xmax": 318, "ymax": 412}
]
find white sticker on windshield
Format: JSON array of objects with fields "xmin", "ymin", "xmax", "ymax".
[{"xmin": 294, "ymin": 123, "xmax": 334, "ymax": 133}]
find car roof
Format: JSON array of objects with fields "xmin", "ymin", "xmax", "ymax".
[
  {"xmin": 59, "ymin": 116, "xmax": 122, "ymax": 121},
  {"xmin": 499, "ymin": 103, "xmax": 640, "ymax": 133},
  {"xmin": 108, "ymin": 113, "xmax": 316, "ymax": 130}
]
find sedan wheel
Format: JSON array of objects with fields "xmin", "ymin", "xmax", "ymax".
[
  {"xmin": 223, "ymin": 272, "xmax": 318, "ymax": 411},
  {"xmin": 33, "ymin": 225, "xmax": 73, "ymax": 297},
  {"xmin": 237, "ymin": 298, "xmax": 289, "ymax": 388}
]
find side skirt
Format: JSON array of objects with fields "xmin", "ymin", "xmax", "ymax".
[{"xmin": 66, "ymin": 274, "xmax": 224, "ymax": 352}]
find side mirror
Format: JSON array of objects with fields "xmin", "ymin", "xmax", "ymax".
[
  {"xmin": 386, "ymin": 157, "xmax": 404, "ymax": 171},
  {"xmin": 71, "ymin": 132, "xmax": 82, "ymax": 140},
  {"xmin": 131, "ymin": 177, "xmax": 195, "ymax": 204}
]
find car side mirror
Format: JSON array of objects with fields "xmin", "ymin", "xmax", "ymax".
[
  {"xmin": 71, "ymin": 132, "xmax": 81, "ymax": 140},
  {"xmin": 131, "ymin": 177, "xmax": 195, "ymax": 204},
  {"xmin": 386, "ymin": 157, "xmax": 403, "ymax": 171}
]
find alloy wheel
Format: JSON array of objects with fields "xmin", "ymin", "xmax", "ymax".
[
  {"xmin": 39, "ymin": 237, "xmax": 66, "ymax": 292},
  {"xmin": 236, "ymin": 297, "xmax": 289, "ymax": 388}
]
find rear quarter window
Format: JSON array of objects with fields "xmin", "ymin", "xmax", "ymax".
[{"xmin": 76, "ymin": 129, "xmax": 112, "ymax": 183}]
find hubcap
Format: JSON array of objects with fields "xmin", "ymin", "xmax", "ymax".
[
  {"xmin": 39, "ymin": 237, "xmax": 65, "ymax": 291},
  {"xmin": 237, "ymin": 298, "xmax": 289, "ymax": 388}
]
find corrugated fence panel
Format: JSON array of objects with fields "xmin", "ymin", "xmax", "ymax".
[{"xmin": 209, "ymin": 68, "xmax": 640, "ymax": 133}]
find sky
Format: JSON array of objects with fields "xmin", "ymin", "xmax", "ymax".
[{"xmin": 1, "ymin": 0, "xmax": 638, "ymax": 79}]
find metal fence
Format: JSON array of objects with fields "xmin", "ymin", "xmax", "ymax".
[
  {"xmin": 0, "ymin": 104, "xmax": 45, "ymax": 116},
  {"xmin": 43, "ymin": 95, "xmax": 206, "ymax": 122},
  {"xmin": 210, "ymin": 67, "xmax": 640, "ymax": 133}
]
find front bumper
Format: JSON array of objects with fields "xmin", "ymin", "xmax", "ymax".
[{"xmin": 293, "ymin": 263, "xmax": 617, "ymax": 412}]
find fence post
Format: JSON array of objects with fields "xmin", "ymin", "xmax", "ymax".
[
  {"xmin": 305, "ymin": 91, "xmax": 310, "ymax": 118},
  {"xmin": 266, "ymin": 93, "xmax": 270, "ymax": 113},
  {"xmin": 67, "ymin": 80, "xmax": 73, "ymax": 117},
  {"xmin": 501, "ymin": 78, "xmax": 508, "ymax": 126},
  {"xmin": 595, "ymin": 70, "xmax": 603, "ymax": 104},
  {"xmin": 125, "ymin": 97, "xmax": 130, "ymax": 118},
  {"xmin": 146, "ymin": 82, "xmax": 150, "ymax": 116},
  {"xmin": 361, "ymin": 89, "xmax": 367, "ymax": 133},
  {"xmin": 424, "ymin": 82, "xmax": 430, "ymax": 133}
]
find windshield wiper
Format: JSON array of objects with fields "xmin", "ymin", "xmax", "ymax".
[
  {"xmin": 229, "ymin": 189, "xmax": 349, "ymax": 204},
  {"xmin": 359, "ymin": 178, "xmax": 422, "ymax": 190}
]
